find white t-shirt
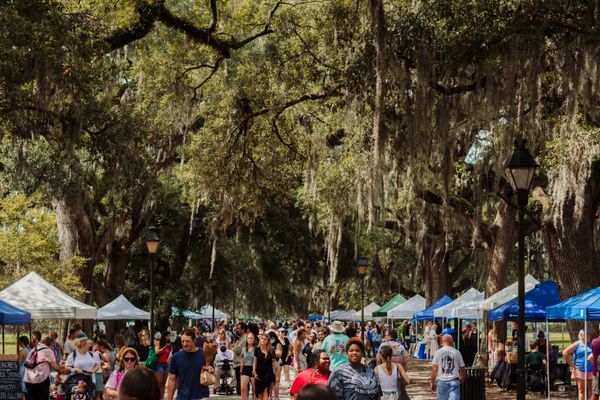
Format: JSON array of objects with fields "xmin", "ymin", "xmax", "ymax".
[
  {"xmin": 66, "ymin": 351, "xmax": 101, "ymax": 383},
  {"xmin": 214, "ymin": 349, "xmax": 234, "ymax": 366},
  {"xmin": 432, "ymin": 346, "xmax": 465, "ymax": 381}
]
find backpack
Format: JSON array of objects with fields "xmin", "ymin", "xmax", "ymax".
[{"xmin": 24, "ymin": 346, "xmax": 49, "ymax": 369}]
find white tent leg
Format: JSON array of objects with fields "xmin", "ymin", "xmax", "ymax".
[{"xmin": 546, "ymin": 319, "xmax": 550, "ymax": 399}]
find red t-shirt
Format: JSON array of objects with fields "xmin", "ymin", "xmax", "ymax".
[{"xmin": 289, "ymin": 368, "xmax": 330, "ymax": 395}]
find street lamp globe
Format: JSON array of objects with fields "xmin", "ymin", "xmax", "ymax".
[
  {"xmin": 145, "ymin": 226, "xmax": 161, "ymax": 254},
  {"xmin": 357, "ymin": 257, "xmax": 368, "ymax": 276},
  {"xmin": 504, "ymin": 138, "xmax": 537, "ymax": 193}
]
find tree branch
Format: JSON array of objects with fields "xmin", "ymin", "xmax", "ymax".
[
  {"xmin": 231, "ymin": 0, "xmax": 283, "ymax": 49},
  {"xmin": 208, "ymin": 0, "xmax": 218, "ymax": 33}
]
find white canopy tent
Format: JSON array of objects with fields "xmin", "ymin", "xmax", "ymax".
[
  {"xmin": 478, "ymin": 274, "xmax": 539, "ymax": 311},
  {"xmin": 199, "ymin": 304, "xmax": 230, "ymax": 320},
  {"xmin": 351, "ymin": 302, "xmax": 381, "ymax": 321},
  {"xmin": 434, "ymin": 288, "xmax": 484, "ymax": 319},
  {"xmin": 0, "ymin": 271, "xmax": 97, "ymax": 319},
  {"xmin": 388, "ymin": 294, "xmax": 426, "ymax": 319},
  {"xmin": 97, "ymin": 295, "xmax": 150, "ymax": 320}
]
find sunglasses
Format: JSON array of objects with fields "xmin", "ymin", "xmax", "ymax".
[{"xmin": 123, "ymin": 357, "xmax": 136, "ymax": 362}]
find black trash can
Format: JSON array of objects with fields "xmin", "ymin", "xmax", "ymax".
[{"xmin": 461, "ymin": 367, "xmax": 486, "ymax": 400}]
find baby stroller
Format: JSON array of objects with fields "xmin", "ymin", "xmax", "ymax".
[
  {"xmin": 526, "ymin": 364, "xmax": 547, "ymax": 395},
  {"xmin": 214, "ymin": 359, "xmax": 234, "ymax": 396},
  {"xmin": 63, "ymin": 373, "xmax": 96, "ymax": 400}
]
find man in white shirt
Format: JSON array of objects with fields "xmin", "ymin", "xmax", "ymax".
[
  {"xmin": 430, "ymin": 334, "xmax": 465, "ymax": 400},
  {"xmin": 214, "ymin": 345, "xmax": 235, "ymax": 390}
]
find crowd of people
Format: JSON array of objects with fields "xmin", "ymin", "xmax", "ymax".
[
  {"xmin": 14, "ymin": 317, "xmax": 600, "ymax": 400},
  {"xmin": 15, "ymin": 319, "xmax": 415, "ymax": 400}
]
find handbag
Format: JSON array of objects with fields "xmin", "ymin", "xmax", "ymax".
[
  {"xmin": 145, "ymin": 347, "xmax": 158, "ymax": 370},
  {"xmin": 396, "ymin": 366, "xmax": 410, "ymax": 400},
  {"xmin": 200, "ymin": 369, "xmax": 217, "ymax": 386}
]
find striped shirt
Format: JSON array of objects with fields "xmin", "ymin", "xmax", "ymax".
[{"xmin": 328, "ymin": 363, "xmax": 382, "ymax": 400}]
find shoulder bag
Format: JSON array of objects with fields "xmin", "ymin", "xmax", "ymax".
[{"xmin": 200, "ymin": 369, "xmax": 217, "ymax": 386}]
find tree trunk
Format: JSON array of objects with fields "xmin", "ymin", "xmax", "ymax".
[
  {"xmin": 53, "ymin": 195, "xmax": 96, "ymax": 298},
  {"xmin": 485, "ymin": 201, "xmax": 517, "ymax": 297},
  {"xmin": 421, "ymin": 232, "xmax": 451, "ymax": 305},
  {"xmin": 533, "ymin": 159, "xmax": 600, "ymax": 339}
]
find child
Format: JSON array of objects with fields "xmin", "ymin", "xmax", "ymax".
[{"xmin": 72, "ymin": 380, "xmax": 90, "ymax": 400}]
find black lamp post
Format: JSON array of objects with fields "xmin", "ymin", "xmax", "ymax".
[
  {"xmin": 144, "ymin": 226, "xmax": 160, "ymax": 342},
  {"xmin": 209, "ymin": 275, "xmax": 218, "ymax": 331},
  {"xmin": 357, "ymin": 257, "xmax": 368, "ymax": 332},
  {"xmin": 504, "ymin": 138, "xmax": 537, "ymax": 400}
]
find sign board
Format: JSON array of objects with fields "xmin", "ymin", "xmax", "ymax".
[{"xmin": 0, "ymin": 355, "xmax": 20, "ymax": 400}]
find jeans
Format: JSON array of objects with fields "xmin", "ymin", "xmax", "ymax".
[{"xmin": 437, "ymin": 379, "xmax": 461, "ymax": 400}]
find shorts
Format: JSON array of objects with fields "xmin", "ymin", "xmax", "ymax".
[
  {"xmin": 572, "ymin": 368, "xmax": 593, "ymax": 381},
  {"xmin": 241, "ymin": 366, "xmax": 253, "ymax": 377},
  {"xmin": 593, "ymin": 374, "xmax": 600, "ymax": 395},
  {"xmin": 155, "ymin": 363, "xmax": 170, "ymax": 373},
  {"xmin": 281, "ymin": 358, "xmax": 291, "ymax": 366}
]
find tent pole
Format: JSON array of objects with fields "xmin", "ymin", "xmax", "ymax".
[
  {"xmin": 546, "ymin": 319, "xmax": 550, "ymax": 399},
  {"xmin": 584, "ymin": 319, "xmax": 588, "ymax": 400},
  {"xmin": 2, "ymin": 324, "xmax": 4, "ymax": 354}
]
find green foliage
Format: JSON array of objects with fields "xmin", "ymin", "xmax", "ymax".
[{"xmin": 0, "ymin": 193, "xmax": 87, "ymax": 297}]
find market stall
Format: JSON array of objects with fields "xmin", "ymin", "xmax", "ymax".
[
  {"xmin": 0, "ymin": 272, "xmax": 96, "ymax": 319},
  {"xmin": 97, "ymin": 295, "xmax": 150, "ymax": 320}
]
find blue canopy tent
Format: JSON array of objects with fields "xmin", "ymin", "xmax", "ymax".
[
  {"xmin": 545, "ymin": 285, "xmax": 600, "ymax": 399},
  {"xmin": 414, "ymin": 295, "xmax": 452, "ymax": 321},
  {"xmin": 0, "ymin": 299, "xmax": 31, "ymax": 353},
  {"xmin": 487, "ymin": 281, "xmax": 560, "ymax": 399},
  {"xmin": 488, "ymin": 281, "xmax": 560, "ymax": 321},
  {"xmin": 306, "ymin": 314, "xmax": 323, "ymax": 321},
  {"xmin": 546, "ymin": 286, "xmax": 600, "ymax": 321}
]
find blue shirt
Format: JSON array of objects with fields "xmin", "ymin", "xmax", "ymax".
[{"xmin": 169, "ymin": 349, "xmax": 209, "ymax": 400}]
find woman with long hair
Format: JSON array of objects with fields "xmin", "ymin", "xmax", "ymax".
[
  {"xmin": 277, "ymin": 328, "xmax": 292, "ymax": 387},
  {"xmin": 154, "ymin": 332, "xmax": 171, "ymax": 400},
  {"xmin": 133, "ymin": 330, "xmax": 150, "ymax": 362},
  {"xmin": 253, "ymin": 333, "xmax": 276, "ymax": 400},
  {"xmin": 240, "ymin": 332, "xmax": 256, "ymax": 400},
  {"xmin": 293, "ymin": 328, "xmax": 308, "ymax": 372},
  {"xmin": 375, "ymin": 345, "xmax": 410, "ymax": 400},
  {"xmin": 563, "ymin": 330, "xmax": 594, "ymax": 400},
  {"xmin": 268, "ymin": 331, "xmax": 283, "ymax": 400},
  {"xmin": 104, "ymin": 347, "xmax": 140, "ymax": 399}
]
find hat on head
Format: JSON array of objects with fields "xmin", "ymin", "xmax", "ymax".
[{"xmin": 329, "ymin": 321, "xmax": 345, "ymax": 334}]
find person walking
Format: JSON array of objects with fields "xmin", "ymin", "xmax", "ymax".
[
  {"xmin": 240, "ymin": 332, "xmax": 257, "ymax": 400},
  {"xmin": 289, "ymin": 350, "xmax": 331, "ymax": 398},
  {"xmin": 375, "ymin": 345, "xmax": 410, "ymax": 400},
  {"xmin": 253, "ymin": 333, "xmax": 277, "ymax": 400},
  {"xmin": 167, "ymin": 328, "xmax": 213, "ymax": 400},
  {"xmin": 293, "ymin": 328, "xmax": 308, "ymax": 372},
  {"xmin": 154, "ymin": 332, "xmax": 172, "ymax": 400},
  {"xmin": 430, "ymin": 334, "xmax": 465, "ymax": 400},
  {"xmin": 328, "ymin": 338, "xmax": 382, "ymax": 400},
  {"xmin": 23, "ymin": 336, "xmax": 61, "ymax": 400},
  {"xmin": 322, "ymin": 321, "xmax": 350, "ymax": 371},
  {"xmin": 233, "ymin": 322, "xmax": 249, "ymax": 395},
  {"xmin": 104, "ymin": 347, "xmax": 140, "ymax": 399}
]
